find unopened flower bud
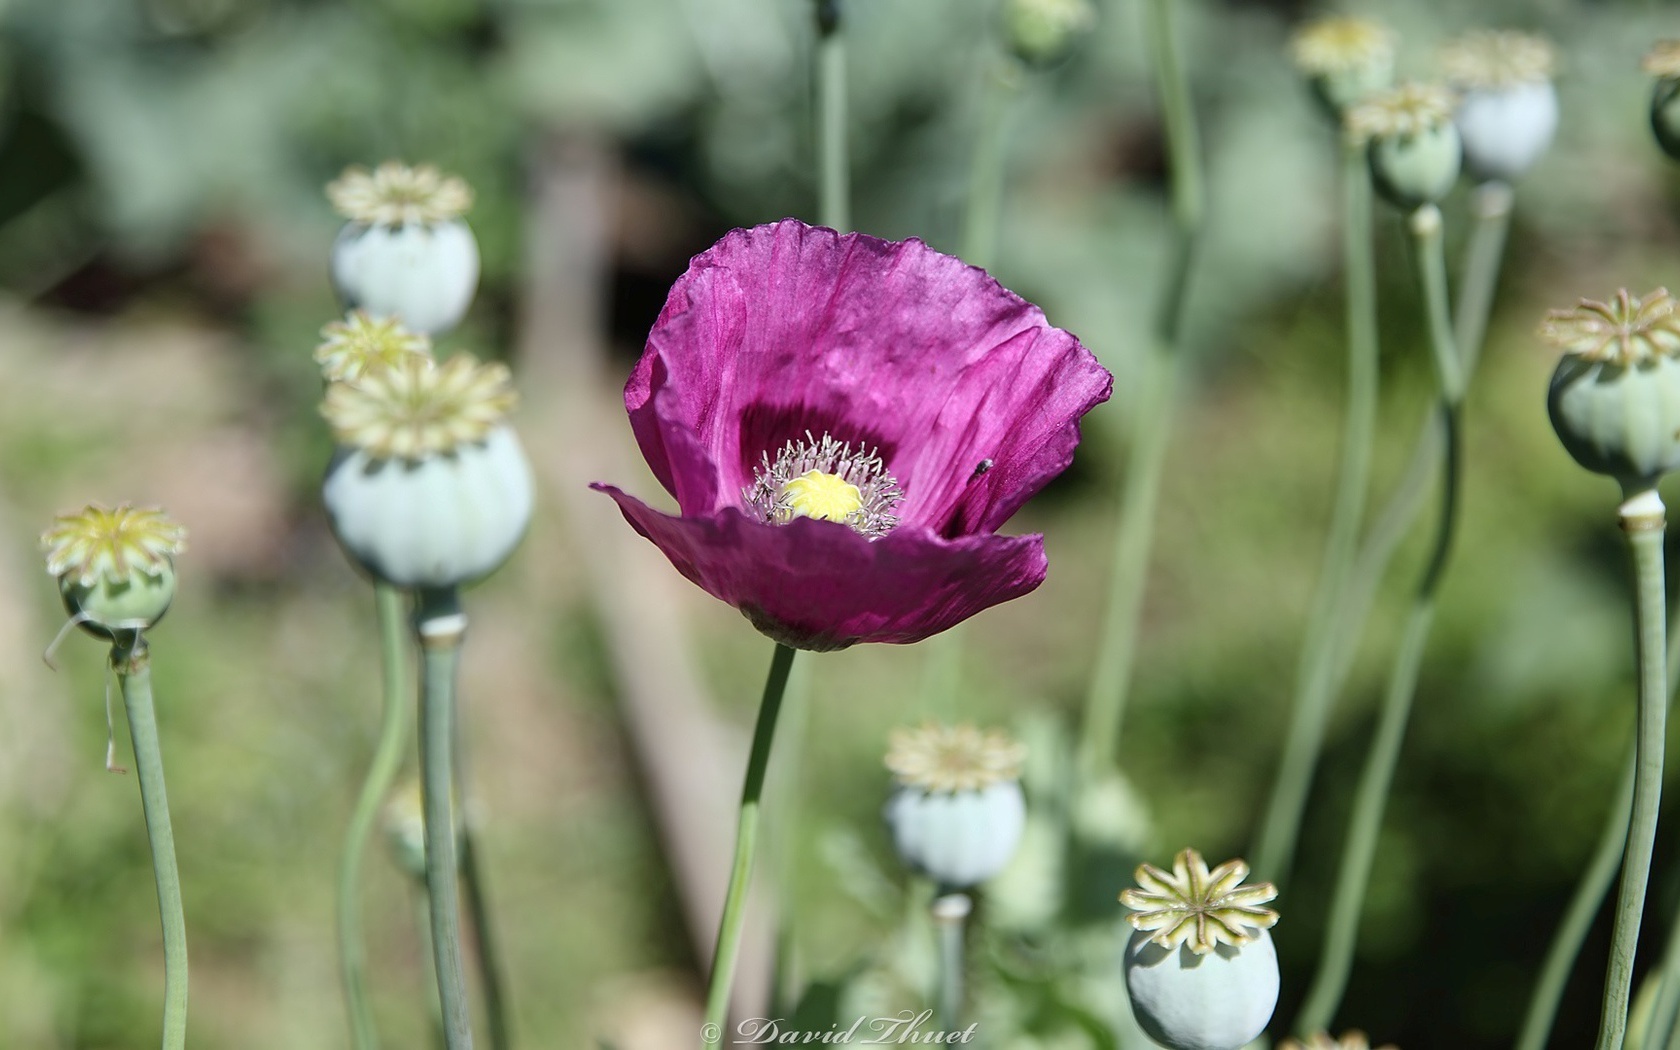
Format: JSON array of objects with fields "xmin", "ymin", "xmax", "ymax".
[
  {"xmin": 1440, "ymin": 30, "xmax": 1558, "ymax": 183},
  {"xmin": 1541, "ymin": 288, "xmax": 1680, "ymax": 494},
  {"xmin": 1120, "ymin": 849, "xmax": 1280, "ymax": 1050},
  {"xmin": 327, "ymin": 162, "xmax": 480, "ymax": 336},
  {"xmin": 1347, "ymin": 82, "xmax": 1462, "ymax": 209},
  {"xmin": 882, "ymin": 723, "xmax": 1026, "ymax": 889},
  {"xmin": 1003, "ymin": 0, "xmax": 1096, "ymax": 68},
  {"xmin": 1644, "ymin": 42, "xmax": 1680, "ymax": 161},
  {"xmin": 1290, "ymin": 16, "xmax": 1397, "ymax": 119},
  {"xmin": 321, "ymin": 355, "xmax": 534, "ymax": 589},
  {"xmin": 41, "ymin": 505, "xmax": 187, "ymax": 641}
]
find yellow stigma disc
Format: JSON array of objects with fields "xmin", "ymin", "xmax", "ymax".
[{"xmin": 781, "ymin": 470, "xmax": 863, "ymax": 523}]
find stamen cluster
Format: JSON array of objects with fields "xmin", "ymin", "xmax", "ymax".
[
  {"xmin": 327, "ymin": 161, "xmax": 474, "ymax": 227},
  {"xmin": 1120, "ymin": 848, "xmax": 1279, "ymax": 955},
  {"xmin": 744, "ymin": 431, "xmax": 903, "ymax": 539},
  {"xmin": 885, "ymin": 723, "xmax": 1026, "ymax": 793},
  {"xmin": 1540, "ymin": 288, "xmax": 1680, "ymax": 366}
]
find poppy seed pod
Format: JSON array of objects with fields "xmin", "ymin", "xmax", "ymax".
[
  {"xmin": 1347, "ymin": 82, "xmax": 1462, "ymax": 210},
  {"xmin": 327, "ymin": 162, "xmax": 480, "ymax": 336},
  {"xmin": 882, "ymin": 723, "xmax": 1027, "ymax": 889},
  {"xmin": 1441, "ymin": 31, "xmax": 1558, "ymax": 183},
  {"xmin": 1541, "ymin": 289, "xmax": 1680, "ymax": 494},
  {"xmin": 1645, "ymin": 42, "xmax": 1680, "ymax": 161},
  {"xmin": 321, "ymin": 355, "xmax": 534, "ymax": 589},
  {"xmin": 1003, "ymin": 0, "xmax": 1096, "ymax": 69},
  {"xmin": 1120, "ymin": 849, "xmax": 1281, "ymax": 1050},
  {"xmin": 1289, "ymin": 16, "xmax": 1397, "ymax": 120},
  {"xmin": 41, "ymin": 505, "xmax": 187, "ymax": 641}
]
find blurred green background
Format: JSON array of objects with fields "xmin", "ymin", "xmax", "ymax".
[{"xmin": 2, "ymin": 0, "xmax": 1680, "ymax": 1046}]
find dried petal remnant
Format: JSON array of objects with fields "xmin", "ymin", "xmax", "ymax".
[
  {"xmin": 1121, "ymin": 848, "xmax": 1279, "ymax": 955},
  {"xmin": 1540, "ymin": 289, "xmax": 1680, "ymax": 366},
  {"xmin": 885, "ymin": 723, "xmax": 1026, "ymax": 793},
  {"xmin": 43, "ymin": 505, "xmax": 186, "ymax": 587}
]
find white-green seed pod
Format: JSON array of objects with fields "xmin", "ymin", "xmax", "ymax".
[
  {"xmin": 41, "ymin": 505, "xmax": 187, "ymax": 641},
  {"xmin": 1542, "ymin": 289, "xmax": 1680, "ymax": 494},
  {"xmin": 1441, "ymin": 31, "xmax": 1558, "ymax": 183},
  {"xmin": 326, "ymin": 162, "xmax": 480, "ymax": 336},
  {"xmin": 1290, "ymin": 16, "xmax": 1398, "ymax": 120},
  {"xmin": 321, "ymin": 355, "xmax": 534, "ymax": 589},
  {"xmin": 1644, "ymin": 43, "xmax": 1680, "ymax": 161},
  {"xmin": 882, "ymin": 723, "xmax": 1027, "ymax": 889},
  {"xmin": 1119, "ymin": 850, "xmax": 1281, "ymax": 1050},
  {"xmin": 1003, "ymin": 0, "xmax": 1096, "ymax": 69},
  {"xmin": 1348, "ymin": 82, "xmax": 1462, "ymax": 210}
]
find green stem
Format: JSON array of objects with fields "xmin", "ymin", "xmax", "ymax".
[
  {"xmin": 702, "ymin": 643, "xmax": 799, "ymax": 1050},
  {"xmin": 1295, "ymin": 204, "xmax": 1463, "ymax": 1035},
  {"xmin": 339, "ymin": 584, "xmax": 411, "ymax": 1050},
  {"xmin": 461, "ymin": 828, "xmax": 511, "ymax": 1050},
  {"xmin": 1076, "ymin": 0, "xmax": 1202, "ymax": 779},
  {"xmin": 113, "ymin": 639, "xmax": 189, "ymax": 1050},
  {"xmin": 1517, "ymin": 569, "xmax": 1680, "ymax": 1050},
  {"xmin": 1252, "ymin": 130, "xmax": 1381, "ymax": 886},
  {"xmin": 815, "ymin": 0, "xmax": 848, "ymax": 232},
  {"xmin": 1518, "ymin": 755, "xmax": 1636, "ymax": 1050},
  {"xmin": 932, "ymin": 892, "xmax": 972, "ymax": 1034},
  {"xmin": 961, "ymin": 57, "xmax": 1022, "ymax": 269},
  {"xmin": 1593, "ymin": 491, "xmax": 1668, "ymax": 1050},
  {"xmin": 1312, "ymin": 180, "xmax": 1515, "ymax": 758},
  {"xmin": 417, "ymin": 588, "xmax": 474, "ymax": 1050}
]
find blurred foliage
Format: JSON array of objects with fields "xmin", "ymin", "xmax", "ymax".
[{"xmin": 4, "ymin": 0, "xmax": 1680, "ymax": 1047}]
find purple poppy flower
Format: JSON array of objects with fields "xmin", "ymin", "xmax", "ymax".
[{"xmin": 593, "ymin": 219, "xmax": 1112, "ymax": 652}]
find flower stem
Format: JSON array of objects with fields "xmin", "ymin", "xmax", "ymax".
[
  {"xmin": 1252, "ymin": 129, "xmax": 1381, "ymax": 886},
  {"xmin": 961, "ymin": 56, "xmax": 1022, "ymax": 269},
  {"xmin": 1452, "ymin": 181, "xmax": 1514, "ymax": 369},
  {"xmin": 815, "ymin": 0, "xmax": 848, "ymax": 232},
  {"xmin": 461, "ymin": 829, "xmax": 511, "ymax": 1050},
  {"xmin": 338, "ymin": 583, "xmax": 411, "ymax": 1050},
  {"xmin": 1516, "ymin": 572, "xmax": 1680, "ymax": 1050},
  {"xmin": 1592, "ymin": 489, "xmax": 1668, "ymax": 1050},
  {"xmin": 416, "ymin": 588, "xmax": 475, "ymax": 1050},
  {"xmin": 932, "ymin": 892, "xmax": 972, "ymax": 1034},
  {"xmin": 1295, "ymin": 204, "xmax": 1463, "ymax": 1036},
  {"xmin": 113, "ymin": 639, "xmax": 190, "ymax": 1050},
  {"xmin": 1517, "ymin": 754, "xmax": 1636, "ymax": 1050},
  {"xmin": 1077, "ymin": 0, "xmax": 1202, "ymax": 779},
  {"xmin": 702, "ymin": 643, "xmax": 799, "ymax": 1050}
]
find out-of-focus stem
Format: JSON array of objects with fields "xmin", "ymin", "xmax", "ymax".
[
  {"xmin": 417, "ymin": 588, "xmax": 474, "ymax": 1050},
  {"xmin": 339, "ymin": 583, "xmax": 411, "ymax": 1050},
  {"xmin": 816, "ymin": 0, "xmax": 848, "ymax": 232},
  {"xmin": 1295, "ymin": 204, "xmax": 1463, "ymax": 1035},
  {"xmin": 114, "ymin": 639, "xmax": 190, "ymax": 1050},
  {"xmin": 461, "ymin": 828, "xmax": 511, "ymax": 1050},
  {"xmin": 932, "ymin": 893, "xmax": 972, "ymax": 1034},
  {"xmin": 961, "ymin": 57, "xmax": 1022, "ymax": 268},
  {"xmin": 1077, "ymin": 0, "xmax": 1203, "ymax": 780},
  {"xmin": 1592, "ymin": 490, "xmax": 1668, "ymax": 1050},
  {"xmin": 701, "ymin": 644, "xmax": 799, "ymax": 1049},
  {"xmin": 1253, "ymin": 129, "xmax": 1381, "ymax": 886}
]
